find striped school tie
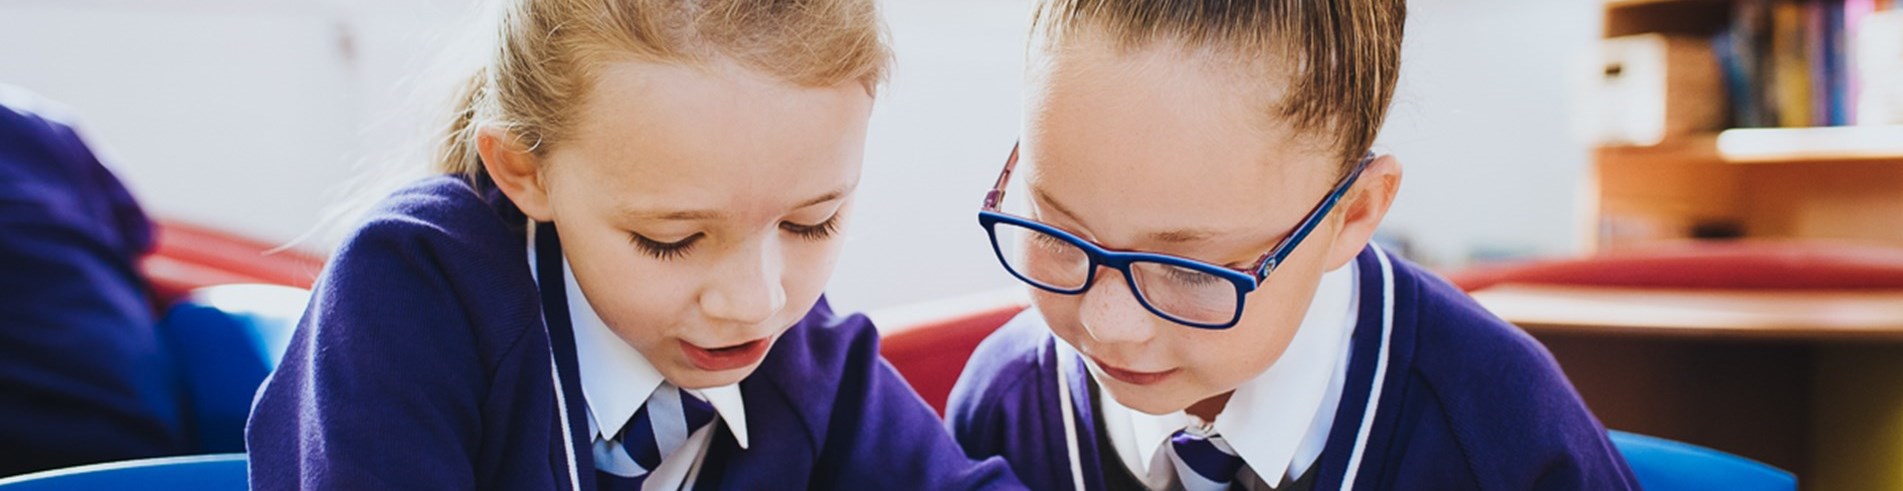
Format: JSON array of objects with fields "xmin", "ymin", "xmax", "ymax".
[
  {"xmin": 593, "ymin": 385, "xmax": 717, "ymax": 490},
  {"xmin": 1168, "ymin": 426, "xmax": 1246, "ymax": 491}
]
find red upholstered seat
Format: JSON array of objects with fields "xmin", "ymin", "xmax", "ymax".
[
  {"xmin": 1444, "ymin": 241, "xmax": 1903, "ymax": 292},
  {"xmin": 142, "ymin": 220, "xmax": 326, "ymax": 309},
  {"xmin": 874, "ymin": 291, "xmax": 1029, "ymax": 415}
]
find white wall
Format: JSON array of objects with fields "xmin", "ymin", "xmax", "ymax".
[
  {"xmin": 829, "ymin": 0, "xmax": 1032, "ymax": 312},
  {"xmin": 0, "ymin": 0, "xmax": 1601, "ymax": 313},
  {"xmin": 1376, "ymin": 0, "xmax": 1603, "ymax": 266}
]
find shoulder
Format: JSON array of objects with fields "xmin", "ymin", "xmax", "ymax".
[
  {"xmin": 0, "ymin": 85, "xmax": 79, "ymax": 147},
  {"xmin": 328, "ymin": 176, "xmax": 523, "ymax": 287},
  {"xmin": 0, "ymin": 86, "xmax": 139, "ymax": 231},
  {"xmin": 1390, "ymin": 255, "xmax": 1569, "ymax": 395},
  {"xmin": 952, "ymin": 309, "xmax": 1051, "ymax": 408},
  {"xmin": 343, "ymin": 176, "xmax": 516, "ymax": 253},
  {"xmin": 315, "ymin": 175, "xmax": 539, "ymax": 365},
  {"xmin": 749, "ymin": 297, "xmax": 882, "ymax": 421},
  {"xmin": 1382, "ymin": 255, "xmax": 1634, "ymax": 488},
  {"xmin": 946, "ymin": 309, "xmax": 1052, "ymax": 435},
  {"xmin": 761, "ymin": 297, "xmax": 880, "ymax": 382},
  {"xmin": 1388, "ymin": 255, "xmax": 1586, "ymax": 426}
]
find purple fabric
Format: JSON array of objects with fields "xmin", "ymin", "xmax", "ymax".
[
  {"xmin": 0, "ymin": 89, "xmax": 182, "ymax": 477},
  {"xmin": 949, "ymin": 247, "xmax": 1641, "ymax": 490},
  {"xmin": 245, "ymin": 175, "xmax": 1025, "ymax": 490},
  {"xmin": 1169, "ymin": 431, "xmax": 1242, "ymax": 487}
]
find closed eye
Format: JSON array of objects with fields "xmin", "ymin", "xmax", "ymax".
[
  {"xmin": 631, "ymin": 232, "xmax": 702, "ymax": 260},
  {"xmin": 781, "ymin": 213, "xmax": 842, "ymax": 240}
]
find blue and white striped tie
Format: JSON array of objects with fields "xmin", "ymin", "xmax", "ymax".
[
  {"xmin": 593, "ymin": 385, "xmax": 717, "ymax": 490},
  {"xmin": 1168, "ymin": 426, "xmax": 1245, "ymax": 491}
]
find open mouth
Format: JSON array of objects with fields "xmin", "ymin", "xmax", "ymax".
[
  {"xmin": 679, "ymin": 337, "xmax": 772, "ymax": 372},
  {"xmin": 1088, "ymin": 356, "xmax": 1178, "ymax": 386}
]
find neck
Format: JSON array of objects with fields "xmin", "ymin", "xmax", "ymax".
[{"xmin": 1185, "ymin": 391, "xmax": 1234, "ymax": 422}]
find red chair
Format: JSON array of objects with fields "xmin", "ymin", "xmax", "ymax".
[
  {"xmin": 1444, "ymin": 240, "xmax": 1903, "ymax": 292},
  {"xmin": 874, "ymin": 290, "xmax": 1028, "ymax": 415},
  {"xmin": 141, "ymin": 221, "xmax": 326, "ymax": 309}
]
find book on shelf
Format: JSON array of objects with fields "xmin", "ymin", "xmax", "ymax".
[{"xmin": 1714, "ymin": 0, "xmax": 1902, "ymax": 128}]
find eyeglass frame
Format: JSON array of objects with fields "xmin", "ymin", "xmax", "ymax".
[{"xmin": 977, "ymin": 142, "xmax": 1375, "ymax": 329}]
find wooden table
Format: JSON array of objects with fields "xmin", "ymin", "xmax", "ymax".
[{"xmin": 1471, "ymin": 284, "xmax": 1903, "ymax": 490}]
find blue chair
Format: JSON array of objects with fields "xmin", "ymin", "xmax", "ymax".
[
  {"xmin": 0, "ymin": 454, "xmax": 246, "ymax": 490},
  {"xmin": 1610, "ymin": 430, "xmax": 1796, "ymax": 491},
  {"xmin": 157, "ymin": 284, "xmax": 309, "ymax": 453}
]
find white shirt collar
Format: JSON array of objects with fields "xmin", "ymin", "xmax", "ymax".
[
  {"xmin": 1097, "ymin": 260, "xmax": 1359, "ymax": 488},
  {"xmin": 530, "ymin": 231, "xmax": 751, "ymax": 449}
]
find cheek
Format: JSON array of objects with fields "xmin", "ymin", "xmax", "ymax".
[
  {"xmin": 558, "ymin": 216, "xmax": 711, "ymax": 324},
  {"xmin": 778, "ymin": 236, "xmax": 845, "ymax": 309},
  {"xmin": 1028, "ymin": 289, "xmax": 1084, "ymax": 337},
  {"xmin": 1184, "ymin": 268, "xmax": 1326, "ymax": 381},
  {"xmin": 612, "ymin": 258, "xmax": 698, "ymax": 312},
  {"xmin": 1184, "ymin": 318, "xmax": 1289, "ymax": 387}
]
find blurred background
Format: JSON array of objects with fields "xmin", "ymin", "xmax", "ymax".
[
  {"xmin": 4, "ymin": 0, "xmax": 1902, "ymax": 489},
  {"xmin": 0, "ymin": 0, "xmax": 1606, "ymax": 312}
]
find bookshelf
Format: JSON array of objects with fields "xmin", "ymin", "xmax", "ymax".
[
  {"xmin": 1600, "ymin": 125, "xmax": 1903, "ymax": 165},
  {"xmin": 1589, "ymin": 0, "xmax": 1903, "ymax": 252},
  {"xmin": 1565, "ymin": 2, "xmax": 1903, "ymax": 489}
]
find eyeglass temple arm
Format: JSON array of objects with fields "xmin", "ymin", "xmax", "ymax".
[
  {"xmin": 983, "ymin": 142, "xmax": 1022, "ymax": 210},
  {"xmin": 1255, "ymin": 152, "xmax": 1377, "ymax": 278}
]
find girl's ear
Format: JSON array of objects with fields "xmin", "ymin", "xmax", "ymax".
[
  {"xmin": 1323, "ymin": 154, "xmax": 1403, "ymax": 270},
  {"xmin": 477, "ymin": 126, "xmax": 554, "ymax": 221}
]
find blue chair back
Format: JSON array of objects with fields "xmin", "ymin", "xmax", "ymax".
[
  {"xmin": 157, "ymin": 284, "xmax": 308, "ymax": 453},
  {"xmin": 0, "ymin": 454, "xmax": 245, "ymax": 490},
  {"xmin": 1610, "ymin": 430, "xmax": 1795, "ymax": 491}
]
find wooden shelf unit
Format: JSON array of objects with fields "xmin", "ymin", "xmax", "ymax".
[
  {"xmin": 1591, "ymin": 130, "xmax": 1903, "ymax": 252},
  {"xmin": 1592, "ymin": 0, "xmax": 1903, "ymax": 252},
  {"xmin": 1573, "ymin": 2, "xmax": 1903, "ymax": 489}
]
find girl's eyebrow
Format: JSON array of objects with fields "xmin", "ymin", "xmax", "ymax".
[
  {"xmin": 624, "ymin": 187, "xmax": 851, "ymax": 221},
  {"xmin": 794, "ymin": 189, "xmax": 848, "ymax": 209},
  {"xmin": 1031, "ymin": 186, "xmax": 1216, "ymax": 244},
  {"xmin": 1148, "ymin": 228, "xmax": 1216, "ymax": 243},
  {"xmin": 635, "ymin": 209, "xmax": 723, "ymax": 221}
]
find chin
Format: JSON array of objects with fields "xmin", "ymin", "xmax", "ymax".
[{"xmin": 1096, "ymin": 377, "xmax": 1194, "ymax": 415}]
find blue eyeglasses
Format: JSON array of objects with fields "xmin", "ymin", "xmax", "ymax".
[{"xmin": 978, "ymin": 143, "xmax": 1373, "ymax": 329}]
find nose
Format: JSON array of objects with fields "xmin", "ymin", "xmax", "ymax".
[
  {"xmin": 1077, "ymin": 268, "xmax": 1161, "ymax": 345},
  {"xmin": 698, "ymin": 240, "xmax": 788, "ymax": 327}
]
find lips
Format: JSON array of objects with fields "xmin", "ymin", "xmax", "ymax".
[
  {"xmin": 680, "ymin": 337, "xmax": 772, "ymax": 372},
  {"xmin": 1088, "ymin": 356, "xmax": 1177, "ymax": 386}
]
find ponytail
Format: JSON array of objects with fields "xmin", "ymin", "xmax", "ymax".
[{"xmin": 435, "ymin": 66, "xmax": 489, "ymax": 180}]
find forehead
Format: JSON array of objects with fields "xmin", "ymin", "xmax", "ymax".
[
  {"xmin": 1022, "ymin": 38, "xmax": 1337, "ymax": 246},
  {"xmin": 552, "ymin": 60, "xmax": 872, "ymax": 214}
]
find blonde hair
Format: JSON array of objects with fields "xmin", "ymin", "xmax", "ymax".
[
  {"xmin": 437, "ymin": 0, "xmax": 892, "ymax": 180},
  {"xmin": 1031, "ymin": 0, "xmax": 1404, "ymax": 168}
]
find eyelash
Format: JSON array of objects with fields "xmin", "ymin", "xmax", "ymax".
[
  {"xmin": 781, "ymin": 213, "xmax": 842, "ymax": 241},
  {"xmin": 631, "ymin": 233, "xmax": 702, "ymax": 260},
  {"xmin": 629, "ymin": 214, "xmax": 842, "ymax": 260}
]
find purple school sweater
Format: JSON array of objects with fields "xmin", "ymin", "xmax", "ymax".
[
  {"xmin": 246, "ymin": 175, "xmax": 1024, "ymax": 490},
  {"xmin": 948, "ymin": 246, "xmax": 1640, "ymax": 490},
  {"xmin": 0, "ymin": 90, "xmax": 183, "ymax": 476}
]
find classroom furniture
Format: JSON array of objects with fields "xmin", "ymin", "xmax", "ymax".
[
  {"xmin": 156, "ymin": 284, "xmax": 310, "ymax": 454},
  {"xmin": 1458, "ymin": 241, "xmax": 1903, "ymax": 490},
  {"xmin": 143, "ymin": 220, "xmax": 324, "ymax": 310},
  {"xmin": 0, "ymin": 454, "xmax": 246, "ymax": 491},
  {"xmin": 1611, "ymin": 430, "xmax": 1796, "ymax": 491},
  {"xmin": 1591, "ymin": 0, "xmax": 1903, "ymax": 252},
  {"xmin": 1586, "ymin": 3, "xmax": 1903, "ymax": 485},
  {"xmin": 873, "ymin": 289, "xmax": 1029, "ymax": 415}
]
